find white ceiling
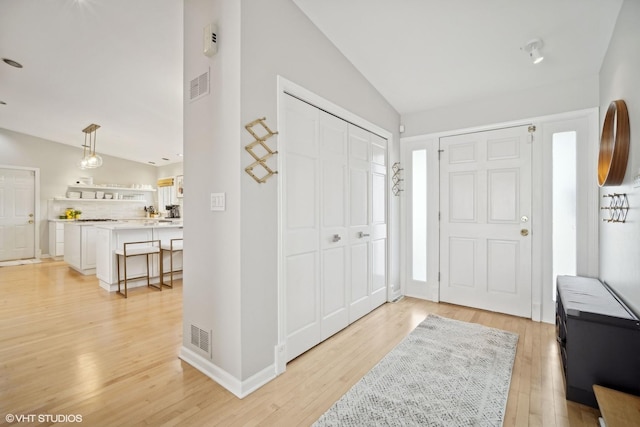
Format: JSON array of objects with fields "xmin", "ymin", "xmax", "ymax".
[
  {"xmin": 294, "ymin": 0, "xmax": 623, "ymax": 114},
  {"xmin": 0, "ymin": 1, "xmax": 623, "ymax": 166},
  {"xmin": 0, "ymin": 0, "xmax": 183, "ymax": 166}
]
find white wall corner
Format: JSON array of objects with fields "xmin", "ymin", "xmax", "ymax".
[{"xmin": 180, "ymin": 346, "xmax": 276, "ymax": 399}]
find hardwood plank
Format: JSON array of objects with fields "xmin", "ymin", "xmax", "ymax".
[{"xmin": 0, "ymin": 260, "xmax": 601, "ymax": 426}]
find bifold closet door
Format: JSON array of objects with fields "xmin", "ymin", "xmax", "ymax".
[
  {"xmin": 283, "ymin": 97, "xmax": 321, "ymax": 362},
  {"xmin": 283, "ymin": 94, "xmax": 387, "ymax": 362},
  {"xmin": 319, "ymin": 113, "xmax": 350, "ymax": 341}
]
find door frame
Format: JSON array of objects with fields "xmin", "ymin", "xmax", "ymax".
[
  {"xmin": 0, "ymin": 164, "xmax": 41, "ymax": 260},
  {"xmin": 275, "ymin": 76, "xmax": 393, "ymax": 374},
  {"xmin": 400, "ymin": 108, "xmax": 599, "ymax": 323}
]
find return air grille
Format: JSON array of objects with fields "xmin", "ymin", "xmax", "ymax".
[
  {"xmin": 189, "ymin": 69, "xmax": 210, "ymax": 102},
  {"xmin": 190, "ymin": 324, "xmax": 210, "ymax": 354}
]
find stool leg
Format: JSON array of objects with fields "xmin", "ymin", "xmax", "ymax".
[
  {"xmin": 169, "ymin": 250, "xmax": 174, "ymax": 288},
  {"xmin": 117, "ymin": 254, "xmax": 123, "ymax": 297},
  {"xmin": 123, "ymin": 254, "xmax": 128, "ymax": 298}
]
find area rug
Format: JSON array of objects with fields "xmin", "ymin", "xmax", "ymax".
[
  {"xmin": 313, "ymin": 314, "xmax": 518, "ymax": 427},
  {"xmin": 0, "ymin": 259, "xmax": 42, "ymax": 267}
]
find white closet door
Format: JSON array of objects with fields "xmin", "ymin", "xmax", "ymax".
[
  {"xmin": 283, "ymin": 96, "xmax": 321, "ymax": 362},
  {"xmin": 347, "ymin": 125, "xmax": 372, "ymax": 323},
  {"xmin": 282, "ymin": 93, "xmax": 388, "ymax": 362},
  {"xmin": 319, "ymin": 112, "xmax": 350, "ymax": 340},
  {"xmin": 370, "ymin": 133, "xmax": 388, "ymax": 309}
]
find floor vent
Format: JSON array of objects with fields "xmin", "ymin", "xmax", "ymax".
[
  {"xmin": 189, "ymin": 69, "xmax": 210, "ymax": 102},
  {"xmin": 190, "ymin": 324, "xmax": 210, "ymax": 354}
]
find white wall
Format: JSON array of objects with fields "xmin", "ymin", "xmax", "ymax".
[
  {"xmin": 181, "ymin": 0, "xmax": 243, "ymax": 384},
  {"xmin": 598, "ymin": 0, "xmax": 640, "ymax": 315},
  {"xmin": 1, "ymin": 127, "xmax": 158, "ymax": 255},
  {"xmin": 239, "ymin": 0, "xmax": 400, "ymax": 382},
  {"xmin": 402, "ymin": 75, "xmax": 599, "ymax": 137},
  {"xmin": 181, "ymin": 0, "xmax": 400, "ymax": 396}
]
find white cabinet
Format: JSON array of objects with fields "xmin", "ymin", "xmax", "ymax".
[
  {"xmin": 48, "ymin": 221, "xmax": 65, "ymax": 257},
  {"xmin": 64, "ymin": 223, "xmax": 98, "ymax": 274}
]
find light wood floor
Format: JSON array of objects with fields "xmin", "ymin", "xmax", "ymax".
[{"xmin": 0, "ymin": 259, "xmax": 600, "ymax": 426}]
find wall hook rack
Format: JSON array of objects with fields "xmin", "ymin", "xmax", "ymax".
[
  {"xmin": 244, "ymin": 117, "xmax": 278, "ymax": 184},
  {"xmin": 392, "ymin": 162, "xmax": 404, "ymax": 196},
  {"xmin": 601, "ymin": 193, "xmax": 629, "ymax": 223}
]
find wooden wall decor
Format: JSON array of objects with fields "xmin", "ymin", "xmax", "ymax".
[
  {"xmin": 598, "ymin": 100, "xmax": 630, "ymax": 187},
  {"xmin": 244, "ymin": 117, "xmax": 278, "ymax": 184}
]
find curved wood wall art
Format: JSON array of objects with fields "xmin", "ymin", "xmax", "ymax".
[{"xmin": 598, "ymin": 99, "xmax": 630, "ymax": 187}]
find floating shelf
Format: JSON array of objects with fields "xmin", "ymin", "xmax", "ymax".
[
  {"xmin": 54, "ymin": 197, "xmax": 148, "ymax": 203},
  {"xmin": 68, "ymin": 184, "xmax": 156, "ymax": 192}
]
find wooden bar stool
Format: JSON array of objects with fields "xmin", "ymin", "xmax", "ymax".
[
  {"xmin": 160, "ymin": 238, "xmax": 183, "ymax": 288},
  {"xmin": 115, "ymin": 240, "xmax": 161, "ymax": 298}
]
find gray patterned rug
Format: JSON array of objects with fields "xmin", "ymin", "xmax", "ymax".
[{"xmin": 313, "ymin": 314, "xmax": 518, "ymax": 427}]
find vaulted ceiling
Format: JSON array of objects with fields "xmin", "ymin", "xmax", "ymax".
[{"xmin": 0, "ymin": 0, "xmax": 623, "ymax": 165}]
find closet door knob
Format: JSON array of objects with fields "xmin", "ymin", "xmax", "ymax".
[{"xmin": 332, "ymin": 234, "xmax": 341, "ymax": 242}]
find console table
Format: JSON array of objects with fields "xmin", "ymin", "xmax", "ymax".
[{"xmin": 556, "ymin": 275, "xmax": 640, "ymax": 408}]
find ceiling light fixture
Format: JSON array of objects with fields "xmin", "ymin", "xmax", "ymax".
[
  {"xmin": 78, "ymin": 124, "xmax": 103, "ymax": 169},
  {"xmin": 523, "ymin": 38, "xmax": 544, "ymax": 64}
]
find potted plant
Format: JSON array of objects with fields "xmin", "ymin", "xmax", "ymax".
[{"xmin": 73, "ymin": 210, "xmax": 82, "ymax": 219}]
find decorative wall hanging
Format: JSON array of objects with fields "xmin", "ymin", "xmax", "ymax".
[
  {"xmin": 598, "ymin": 100, "xmax": 630, "ymax": 187},
  {"xmin": 392, "ymin": 162, "xmax": 404, "ymax": 196},
  {"xmin": 601, "ymin": 193, "xmax": 629, "ymax": 223},
  {"xmin": 244, "ymin": 117, "xmax": 278, "ymax": 183}
]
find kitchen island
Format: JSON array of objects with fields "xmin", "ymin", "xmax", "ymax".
[{"xmin": 95, "ymin": 221, "xmax": 183, "ymax": 292}]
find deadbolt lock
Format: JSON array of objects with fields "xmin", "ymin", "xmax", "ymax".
[{"xmin": 520, "ymin": 229, "xmax": 529, "ymax": 237}]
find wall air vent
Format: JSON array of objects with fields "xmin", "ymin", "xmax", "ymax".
[
  {"xmin": 190, "ymin": 324, "xmax": 211, "ymax": 355},
  {"xmin": 189, "ymin": 68, "xmax": 210, "ymax": 102}
]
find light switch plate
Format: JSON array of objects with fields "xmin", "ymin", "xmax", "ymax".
[{"xmin": 211, "ymin": 192, "xmax": 225, "ymax": 211}]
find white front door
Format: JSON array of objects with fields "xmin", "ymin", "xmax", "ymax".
[
  {"xmin": 439, "ymin": 126, "xmax": 532, "ymax": 317},
  {"xmin": 0, "ymin": 168, "xmax": 36, "ymax": 261}
]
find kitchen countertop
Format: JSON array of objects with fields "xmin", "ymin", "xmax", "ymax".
[{"xmin": 94, "ymin": 220, "xmax": 183, "ymax": 230}]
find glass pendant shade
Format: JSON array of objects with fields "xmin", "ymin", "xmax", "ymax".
[{"xmin": 78, "ymin": 124, "xmax": 103, "ymax": 169}]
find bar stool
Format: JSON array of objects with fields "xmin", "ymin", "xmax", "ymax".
[
  {"xmin": 115, "ymin": 240, "xmax": 161, "ymax": 298},
  {"xmin": 160, "ymin": 238, "xmax": 183, "ymax": 288}
]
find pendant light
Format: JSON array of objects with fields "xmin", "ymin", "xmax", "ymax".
[{"xmin": 78, "ymin": 124, "xmax": 103, "ymax": 169}]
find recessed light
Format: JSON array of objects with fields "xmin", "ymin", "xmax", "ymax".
[
  {"xmin": 148, "ymin": 161, "xmax": 156, "ymax": 165},
  {"xmin": 0, "ymin": 101, "xmax": 6, "ymax": 105},
  {"xmin": 2, "ymin": 58, "xmax": 23, "ymax": 68},
  {"xmin": 162, "ymin": 157, "xmax": 170, "ymax": 161}
]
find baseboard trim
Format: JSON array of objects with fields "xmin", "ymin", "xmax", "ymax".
[{"xmin": 179, "ymin": 346, "xmax": 276, "ymax": 399}]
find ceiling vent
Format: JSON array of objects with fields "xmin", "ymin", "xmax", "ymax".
[{"xmin": 189, "ymin": 69, "xmax": 210, "ymax": 102}]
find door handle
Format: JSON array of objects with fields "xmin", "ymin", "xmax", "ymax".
[
  {"xmin": 357, "ymin": 232, "xmax": 370, "ymax": 238},
  {"xmin": 28, "ymin": 220, "xmax": 34, "ymax": 224},
  {"xmin": 29, "ymin": 213, "xmax": 34, "ymax": 218},
  {"xmin": 332, "ymin": 234, "xmax": 341, "ymax": 242},
  {"xmin": 520, "ymin": 229, "xmax": 529, "ymax": 237}
]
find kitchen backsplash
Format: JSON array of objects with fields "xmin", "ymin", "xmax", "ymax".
[{"xmin": 48, "ymin": 199, "xmax": 148, "ymax": 220}]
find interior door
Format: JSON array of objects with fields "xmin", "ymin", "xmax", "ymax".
[
  {"xmin": 0, "ymin": 168, "xmax": 36, "ymax": 261},
  {"xmin": 370, "ymin": 133, "xmax": 388, "ymax": 309},
  {"xmin": 439, "ymin": 126, "xmax": 532, "ymax": 317},
  {"xmin": 319, "ymin": 112, "xmax": 349, "ymax": 340},
  {"xmin": 283, "ymin": 96, "xmax": 321, "ymax": 362},
  {"xmin": 348, "ymin": 125, "xmax": 372, "ymax": 323}
]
